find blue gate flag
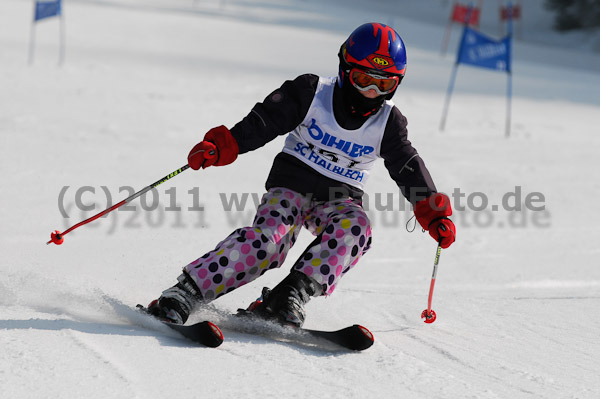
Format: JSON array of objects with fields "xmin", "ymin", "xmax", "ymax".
[
  {"xmin": 35, "ymin": 0, "xmax": 62, "ymax": 22},
  {"xmin": 456, "ymin": 27, "xmax": 511, "ymax": 73}
]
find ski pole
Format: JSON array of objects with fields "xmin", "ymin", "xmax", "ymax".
[
  {"xmin": 421, "ymin": 242, "xmax": 442, "ymax": 323},
  {"xmin": 47, "ymin": 164, "xmax": 190, "ymax": 245}
]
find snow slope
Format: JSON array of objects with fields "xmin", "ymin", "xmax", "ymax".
[{"xmin": 1, "ymin": 0, "xmax": 600, "ymax": 397}]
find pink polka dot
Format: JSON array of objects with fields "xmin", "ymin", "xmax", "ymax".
[
  {"xmin": 336, "ymin": 229, "xmax": 345, "ymax": 238},
  {"xmin": 337, "ymin": 247, "xmax": 346, "ymax": 256},
  {"xmin": 358, "ymin": 217, "xmax": 367, "ymax": 226},
  {"xmin": 285, "ymin": 191, "xmax": 294, "ymax": 199},
  {"xmin": 336, "ymin": 265, "xmax": 343, "ymax": 276},
  {"xmin": 260, "ymin": 208, "xmax": 269, "ymax": 215},
  {"xmin": 278, "ymin": 224, "xmax": 286, "ymax": 235},
  {"xmin": 198, "ymin": 269, "xmax": 208, "ymax": 279},
  {"xmin": 241, "ymin": 244, "xmax": 251, "ymax": 254},
  {"xmin": 238, "ymin": 281, "xmax": 247, "ymax": 288},
  {"xmin": 327, "ymin": 284, "xmax": 336, "ymax": 295},
  {"xmin": 303, "ymin": 267, "xmax": 313, "ymax": 276},
  {"xmin": 246, "ymin": 230, "xmax": 256, "ymax": 240},
  {"xmin": 235, "ymin": 262, "xmax": 245, "ymax": 272},
  {"xmin": 266, "ymin": 218, "xmax": 276, "ymax": 227},
  {"xmin": 246, "ymin": 256, "xmax": 256, "ymax": 266},
  {"xmin": 328, "ymin": 255, "xmax": 339, "ymax": 265},
  {"xmin": 202, "ymin": 280, "xmax": 212, "ymax": 289},
  {"xmin": 273, "ymin": 233, "xmax": 281, "ymax": 243},
  {"xmin": 226, "ymin": 278, "xmax": 235, "ymax": 287}
]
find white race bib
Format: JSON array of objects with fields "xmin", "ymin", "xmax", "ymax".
[{"xmin": 282, "ymin": 77, "xmax": 393, "ymax": 189}]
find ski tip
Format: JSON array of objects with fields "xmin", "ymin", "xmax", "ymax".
[
  {"xmin": 204, "ymin": 321, "xmax": 224, "ymax": 348},
  {"xmin": 163, "ymin": 320, "xmax": 224, "ymax": 348},
  {"xmin": 136, "ymin": 304, "xmax": 224, "ymax": 348},
  {"xmin": 333, "ymin": 324, "xmax": 374, "ymax": 351},
  {"xmin": 350, "ymin": 324, "xmax": 374, "ymax": 351},
  {"xmin": 356, "ymin": 325, "xmax": 374, "ymax": 342}
]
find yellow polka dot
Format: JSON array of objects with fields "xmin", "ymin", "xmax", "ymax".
[
  {"xmin": 341, "ymin": 219, "xmax": 351, "ymax": 229},
  {"xmin": 260, "ymin": 260, "xmax": 269, "ymax": 269},
  {"xmin": 311, "ymin": 258, "xmax": 321, "ymax": 267},
  {"xmin": 270, "ymin": 198, "xmax": 279, "ymax": 205},
  {"xmin": 216, "ymin": 285, "xmax": 225, "ymax": 294},
  {"xmin": 216, "ymin": 249, "xmax": 224, "ymax": 255},
  {"xmin": 337, "ymin": 205, "xmax": 345, "ymax": 211}
]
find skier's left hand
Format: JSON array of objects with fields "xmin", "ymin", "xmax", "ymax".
[
  {"xmin": 414, "ymin": 193, "xmax": 456, "ymax": 248},
  {"xmin": 428, "ymin": 217, "xmax": 456, "ymax": 248}
]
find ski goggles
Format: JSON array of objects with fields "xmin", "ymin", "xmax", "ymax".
[{"xmin": 349, "ymin": 68, "xmax": 402, "ymax": 95}]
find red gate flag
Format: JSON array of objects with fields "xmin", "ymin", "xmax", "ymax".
[
  {"xmin": 501, "ymin": 4, "xmax": 521, "ymax": 21},
  {"xmin": 452, "ymin": 3, "xmax": 481, "ymax": 26}
]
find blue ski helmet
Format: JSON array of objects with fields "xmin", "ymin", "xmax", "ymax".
[{"xmin": 338, "ymin": 23, "xmax": 407, "ymax": 96}]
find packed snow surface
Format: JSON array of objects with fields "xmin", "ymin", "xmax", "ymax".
[{"xmin": 1, "ymin": 0, "xmax": 599, "ymax": 397}]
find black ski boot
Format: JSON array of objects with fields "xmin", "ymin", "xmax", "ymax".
[
  {"xmin": 247, "ymin": 270, "xmax": 323, "ymax": 327},
  {"xmin": 146, "ymin": 272, "xmax": 203, "ymax": 325}
]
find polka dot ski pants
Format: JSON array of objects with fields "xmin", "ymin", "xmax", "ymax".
[{"xmin": 183, "ymin": 187, "xmax": 372, "ymax": 301}]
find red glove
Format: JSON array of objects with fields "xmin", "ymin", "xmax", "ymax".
[
  {"xmin": 414, "ymin": 193, "xmax": 456, "ymax": 249},
  {"xmin": 188, "ymin": 125, "xmax": 239, "ymax": 170},
  {"xmin": 428, "ymin": 218, "xmax": 456, "ymax": 249}
]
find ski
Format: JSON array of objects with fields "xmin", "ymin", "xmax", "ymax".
[
  {"xmin": 234, "ymin": 310, "xmax": 374, "ymax": 351},
  {"xmin": 302, "ymin": 324, "xmax": 374, "ymax": 351},
  {"xmin": 163, "ymin": 320, "xmax": 224, "ymax": 348},
  {"xmin": 136, "ymin": 305, "xmax": 224, "ymax": 348}
]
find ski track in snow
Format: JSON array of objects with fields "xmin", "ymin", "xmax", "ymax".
[{"xmin": 65, "ymin": 330, "xmax": 139, "ymax": 398}]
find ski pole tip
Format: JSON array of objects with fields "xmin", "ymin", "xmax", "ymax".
[
  {"xmin": 421, "ymin": 309, "xmax": 437, "ymax": 323},
  {"xmin": 48, "ymin": 230, "xmax": 64, "ymax": 245}
]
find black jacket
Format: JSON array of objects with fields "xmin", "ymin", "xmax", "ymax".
[{"xmin": 229, "ymin": 74, "xmax": 436, "ymax": 204}]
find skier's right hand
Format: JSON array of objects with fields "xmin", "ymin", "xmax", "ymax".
[
  {"xmin": 188, "ymin": 141, "xmax": 218, "ymax": 169},
  {"xmin": 188, "ymin": 125, "xmax": 239, "ymax": 170}
]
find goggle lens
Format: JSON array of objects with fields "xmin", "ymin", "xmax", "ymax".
[{"xmin": 349, "ymin": 69, "xmax": 400, "ymax": 95}]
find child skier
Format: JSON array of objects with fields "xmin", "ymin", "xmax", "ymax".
[{"xmin": 145, "ymin": 22, "xmax": 456, "ymax": 327}]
